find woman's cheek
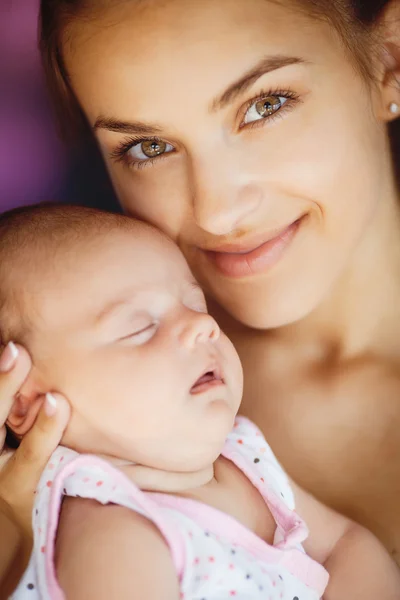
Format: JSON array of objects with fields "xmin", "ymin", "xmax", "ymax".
[{"xmin": 111, "ymin": 159, "xmax": 189, "ymax": 241}]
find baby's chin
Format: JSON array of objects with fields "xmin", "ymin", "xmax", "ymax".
[
  {"xmin": 122, "ymin": 438, "xmax": 225, "ymax": 473},
  {"xmin": 163, "ymin": 445, "xmax": 224, "ymax": 473},
  {"xmin": 104, "ymin": 431, "xmax": 228, "ymax": 476},
  {"xmin": 63, "ymin": 403, "xmax": 236, "ymax": 474},
  {"xmin": 161, "ymin": 421, "xmax": 236, "ymax": 473}
]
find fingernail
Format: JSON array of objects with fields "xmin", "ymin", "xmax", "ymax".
[
  {"xmin": 0, "ymin": 342, "xmax": 18, "ymax": 372},
  {"xmin": 45, "ymin": 393, "xmax": 57, "ymax": 417}
]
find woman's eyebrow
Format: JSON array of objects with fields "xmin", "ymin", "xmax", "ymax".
[
  {"xmin": 93, "ymin": 55, "xmax": 305, "ymax": 135},
  {"xmin": 211, "ymin": 55, "xmax": 306, "ymax": 112},
  {"xmin": 93, "ymin": 117, "xmax": 164, "ymax": 136}
]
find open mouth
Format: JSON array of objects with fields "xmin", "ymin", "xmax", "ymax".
[{"xmin": 190, "ymin": 367, "xmax": 224, "ymax": 395}]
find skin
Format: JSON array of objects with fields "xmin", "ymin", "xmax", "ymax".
[
  {"xmin": 61, "ymin": 0, "xmax": 400, "ymax": 558},
  {"xmin": 55, "ymin": 492, "xmax": 400, "ymax": 600},
  {"xmin": 8, "ymin": 225, "xmax": 243, "ymax": 476},
  {"xmin": 0, "ymin": 345, "xmax": 70, "ymax": 600},
  {"xmin": 8, "ymin": 222, "xmax": 400, "ymax": 598}
]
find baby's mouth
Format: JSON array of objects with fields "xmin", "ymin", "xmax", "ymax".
[{"xmin": 190, "ymin": 366, "xmax": 224, "ymax": 395}]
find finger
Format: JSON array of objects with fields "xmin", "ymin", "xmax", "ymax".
[
  {"xmin": 0, "ymin": 344, "xmax": 32, "ymax": 425},
  {"xmin": 11, "ymin": 393, "xmax": 70, "ymax": 483},
  {"xmin": 0, "ymin": 448, "xmax": 13, "ymax": 471},
  {"xmin": 11, "ymin": 394, "xmax": 70, "ymax": 475},
  {"xmin": 0, "ymin": 428, "xmax": 5, "ymax": 453}
]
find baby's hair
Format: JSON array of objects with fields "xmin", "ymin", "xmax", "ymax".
[
  {"xmin": 0, "ymin": 202, "xmax": 154, "ymax": 449},
  {"xmin": 38, "ymin": 0, "xmax": 391, "ymax": 139},
  {"xmin": 0, "ymin": 202, "xmax": 144, "ymax": 348}
]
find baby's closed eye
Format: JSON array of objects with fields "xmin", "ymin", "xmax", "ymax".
[{"xmin": 118, "ymin": 321, "xmax": 158, "ymax": 345}]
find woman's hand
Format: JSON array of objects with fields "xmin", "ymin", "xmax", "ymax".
[{"xmin": 0, "ymin": 342, "xmax": 70, "ymax": 597}]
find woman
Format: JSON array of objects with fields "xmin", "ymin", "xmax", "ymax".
[{"xmin": 2, "ymin": 0, "xmax": 400, "ymax": 589}]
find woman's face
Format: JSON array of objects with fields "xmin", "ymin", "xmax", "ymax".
[{"xmin": 64, "ymin": 0, "xmax": 391, "ymax": 328}]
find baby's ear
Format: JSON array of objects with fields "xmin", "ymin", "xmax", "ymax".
[{"xmin": 6, "ymin": 367, "xmax": 48, "ymax": 437}]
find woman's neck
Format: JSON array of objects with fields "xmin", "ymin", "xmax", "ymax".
[{"xmin": 288, "ymin": 184, "xmax": 400, "ymax": 358}]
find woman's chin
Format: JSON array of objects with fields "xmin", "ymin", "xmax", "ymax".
[{"xmin": 209, "ymin": 275, "xmax": 329, "ymax": 331}]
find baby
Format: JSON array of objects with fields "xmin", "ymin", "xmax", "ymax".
[{"xmin": 3, "ymin": 204, "xmax": 399, "ymax": 600}]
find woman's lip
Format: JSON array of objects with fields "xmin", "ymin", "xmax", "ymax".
[
  {"xmin": 204, "ymin": 217, "xmax": 303, "ymax": 278},
  {"xmin": 201, "ymin": 221, "xmax": 300, "ymax": 254}
]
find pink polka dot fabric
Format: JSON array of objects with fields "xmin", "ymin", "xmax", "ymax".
[{"xmin": 12, "ymin": 418, "xmax": 328, "ymax": 600}]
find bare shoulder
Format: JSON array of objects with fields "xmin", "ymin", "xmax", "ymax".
[
  {"xmin": 300, "ymin": 356, "xmax": 400, "ymax": 478},
  {"xmin": 55, "ymin": 497, "xmax": 180, "ymax": 600},
  {"xmin": 332, "ymin": 357, "xmax": 400, "ymax": 440}
]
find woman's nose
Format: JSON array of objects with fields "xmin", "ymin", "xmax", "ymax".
[
  {"xmin": 178, "ymin": 310, "xmax": 220, "ymax": 349},
  {"xmin": 190, "ymin": 153, "xmax": 263, "ymax": 236}
]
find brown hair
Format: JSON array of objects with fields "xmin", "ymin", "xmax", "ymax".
[
  {"xmin": 38, "ymin": 0, "xmax": 392, "ymax": 137},
  {"xmin": 0, "ymin": 202, "xmax": 139, "ymax": 348},
  {"xmin": 0, "ymin": 202, "xmax": 151, "ymax": 448}
]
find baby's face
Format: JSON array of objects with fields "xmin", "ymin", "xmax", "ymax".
[{"xmin": 31, "ymin": 225, "xmax": 243, "ymax": 471}]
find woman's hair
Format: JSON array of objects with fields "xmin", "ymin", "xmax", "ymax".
[{"xmin": 38, "ymin": 0, "xmax": 392, "ymax": 138}]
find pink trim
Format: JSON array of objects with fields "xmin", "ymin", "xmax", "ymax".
[
  {"xmin": 147, "ymin": 421, "xmax": 329, "ymax": 596},
  {"xmin": 43, "ymin": 455, "xmax": 187, "ymax": 599},
  {"xmin": 38, "ymin": 419, "xmax": 328, "ymax": 598},
  {"xmin": 223, "ymin": 424, "xmax": 328, "ymax": 593},
  {"xmin": 149, "ymin": 493, "xmax": 328, "ymax": 596},
  {"xmin": 222, "ymin": 444, "xmax": 306, "ymax": 546}
]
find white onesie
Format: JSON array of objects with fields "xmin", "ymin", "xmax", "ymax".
[{"xmin": 12, "ymin": 417, "xmax": 329, "ymax": 599}]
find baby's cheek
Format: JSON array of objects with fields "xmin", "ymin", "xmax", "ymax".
[{"xmin": 221, "ymin": 336, "xmax": 243, "ymax": 386}]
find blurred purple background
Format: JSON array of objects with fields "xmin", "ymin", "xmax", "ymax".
[{"xmin": 0, "ymin": 0, "xmax": 118, "ymax": 214}]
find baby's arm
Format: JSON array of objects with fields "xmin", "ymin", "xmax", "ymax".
[
  {"xmin": 55, "ymin": 497, "xmax": 180, "ymax": 600},
  {"xmin": 290, "ymin": 479, "xmax": 400, "ymax": 599}
]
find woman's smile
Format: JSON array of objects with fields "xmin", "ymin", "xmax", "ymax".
[
  {"xmin": 202, "ymin": 216, "xmax": 304, "ymax": 278},
  {"xmin": 34, "ymin": 0, "xmax": 400, "ymax": 567},
  {"xmin": 65, "ymin": 0, "xmax": 390, "ymax": 328}
]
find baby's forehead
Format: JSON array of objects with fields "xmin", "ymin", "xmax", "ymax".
[
  {"xmin": 107, "ymin": 224, "xmax": 191, "ymax": 276},
  {"xmin": 32, "ymin": 224, "xmax": 193, "ymax": 327},
  {"xmin": 93, "ymin": 227, "xmax": 195, "ymax": 294},
  {"xmin": 56, "ymin": 220, "xmax": 187, "ymax": 281},
  {"xmin": 0, "ymin": 206, "xmax": 192, "ymax": 344}
]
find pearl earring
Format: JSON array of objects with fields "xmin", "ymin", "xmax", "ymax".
[{"xmin": 389, "ymin": 102, "xmax": 399, "ymax": 114}]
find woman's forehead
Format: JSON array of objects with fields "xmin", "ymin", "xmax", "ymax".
[
  {"xmin": 66, "ymin": 0, "xmax": 318, "ymax": 69},
  {"xmin": 65, "ymin": 0, "xmax": 332, "ymax": 125}
]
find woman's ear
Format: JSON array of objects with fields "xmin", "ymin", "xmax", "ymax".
[
  {"xmin": 6, "ymin": 367, "xmax": 48, "ymax": 437},
  {"xmin": 377, "ymin": 0, "xmax": 400, "ymax": 122}
]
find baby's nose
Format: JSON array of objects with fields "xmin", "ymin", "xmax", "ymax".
[{"xmin": 179, "ymin": 311, "xmax": 220, "ymax": 348}]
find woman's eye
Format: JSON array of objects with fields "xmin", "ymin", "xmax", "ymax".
[
  {"xmin": 127, "ymin": 139, "xmax": 174, "ymax": 162},
  {"xmin": 243, "ymin": 95, "xmax": 288, "ymax": 125}
]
